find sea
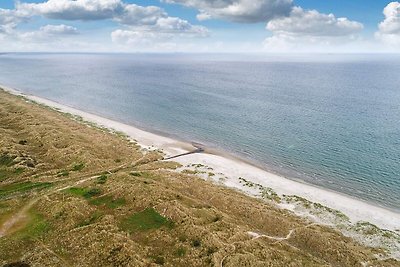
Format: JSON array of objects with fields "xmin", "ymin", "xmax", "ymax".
[{"xmin": 0, "ymin": 53, "xmax": 399, "ymax": 212}]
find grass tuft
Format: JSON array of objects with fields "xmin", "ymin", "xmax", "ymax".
[
  {"xmin": 76, "ymin": 211, "xmax": 103, "ymax": 228},
  {"xmin": 71, "ymin": 163, "xmax": 85, "ymax": 171},
  {"xmin": 175, "ymin": 247, "xmax": 186, "ymax": 257},
  {"xmin": 65, "ymin": 187, "xmax": 101, "ymax": 199},
  {"xmin": 96, "ymin": 174, "xmax": 108, "ymax": 184},
  {"xmin": 0, "ymin": 154, "xmax": 16, "ymax": 167}
]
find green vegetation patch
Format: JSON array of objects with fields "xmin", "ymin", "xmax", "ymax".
[
  {"xmin": 71, "ymin": 163, "xmax": 85, "ymax": 171},
  {"xmin": 0, "ymin": 181, "xmax": 52, "ymax": 198},
  {"xmin": 89, "ymin": 196, "xmax": 126, "ymax": 209},
  {"xmin": 283, "ymin": 195, "xmax": 350, "ymax": 221},
  {"xmin": 120, "ymin": 208, "xmax": 174, "ymax": 232},
  {"xmin": 260, "ymin": 187, "xmax": 281, "ymax": 203},
  {"xmin": 0, "ymin": 154, "xmax": 16, "ymax": 167},
  {"xmin": 66, "ymin": 187, "xmax": 101, "ymax": 199},
  {"xmin": 0, "ymin": 168, "xmax": 24, "ymax": 182},
  {"xmin": 76, "ymin": 211, "xmax": 103, "ymax": 228},
  {"xmin": 15, "ymin": 210, "xmax": 50, "ymax": 239},
  {"xmin": 238, "ymin": 177, "xmax": 281, "ymax": 202},
  {"xmin": 96, "ymin": 174, "xmax": 108, "ymax": 184},
  {"xmin": 175, "ymin": 247, "xmax": 186, "ymax": 257},
  {"xmin": 150, "ymin": 255, "xmax": 165, "ymax": 265}
]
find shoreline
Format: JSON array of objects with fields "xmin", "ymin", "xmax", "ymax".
[{"xmin": 1, "ymin": 84, "xmax": 400, "ymax": 232}]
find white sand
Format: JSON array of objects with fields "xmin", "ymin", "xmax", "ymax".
[{"xmin": 2, "ymin": 85, "xmax": 400, "ymax": 232}]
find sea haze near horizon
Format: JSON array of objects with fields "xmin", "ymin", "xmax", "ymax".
[{"xmin": 1, "ymin": 53, "xmax": 399, "ymax": 212}]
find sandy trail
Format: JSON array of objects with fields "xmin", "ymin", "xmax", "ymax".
[
  {"xmin": 0, "ymin": 174, "xmax": 99, "ymax": 238},
  {"xmin": 0, "ymin": 198, "xmax": 38, "ymax": 238}
]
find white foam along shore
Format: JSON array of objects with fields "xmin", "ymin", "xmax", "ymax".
[{"xmin": 2, "ymin": 85, "xmax": 400, "ymax": 232}]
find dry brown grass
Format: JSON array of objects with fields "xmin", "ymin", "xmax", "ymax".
[{"xmin": 0, "ymin": 89, "xmax": 398, "ymax": 267}]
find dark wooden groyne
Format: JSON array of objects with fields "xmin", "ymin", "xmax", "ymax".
[{"xmin": 163, "ymin": 142, "xmax": 205, "ymax": 160}]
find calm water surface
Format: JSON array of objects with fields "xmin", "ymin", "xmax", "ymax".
[{"xmin": 1, "ymin": 53, "xmax": 399, "ymax": 211}]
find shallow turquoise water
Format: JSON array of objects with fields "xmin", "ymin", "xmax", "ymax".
[{"xmin": 1, "ymin": 53, "xmax": 399, "ymax": 211}]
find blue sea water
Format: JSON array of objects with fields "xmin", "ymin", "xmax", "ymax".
[{"xmin": 0, "ymin": 53, "xmax": 399, "ymax": 211}]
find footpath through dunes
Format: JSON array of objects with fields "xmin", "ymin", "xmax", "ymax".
[{"xmin": 0, "ymin": 88, "xmax": 399, "ymax": 267}]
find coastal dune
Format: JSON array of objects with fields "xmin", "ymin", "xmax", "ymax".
[{"xmin": 0, "ymin": 86, "xmax": 399, "ymax": 266}]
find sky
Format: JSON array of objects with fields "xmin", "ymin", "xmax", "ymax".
[{"xmin": 0, "ymin": 0, "xmax": 400, "ymax": 53}]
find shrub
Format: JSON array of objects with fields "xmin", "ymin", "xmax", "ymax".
[
  {"xmin": 192, "ymin": 239, "xmax": 201, "ymax": 247},
  {"xmin": 96, "ymin": 174, "xmax": 108, "ymax": 184},
  {"xmin": 176, "ymin": 247, "xmax": 186, "ymax": 257},
  {"xmin": 72, "ymin": 163, "xmax": 85, "ymax": 171}
]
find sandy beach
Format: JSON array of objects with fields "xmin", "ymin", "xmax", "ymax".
[{"xmin": 2, "ymin": 84, "xmax": 400, "ymax": 232}]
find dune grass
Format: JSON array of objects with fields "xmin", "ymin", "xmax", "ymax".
[
  {"xmin": 89, "ymin": 196, "xmax": 126, "ymax": 209},
  {"xmin": 120, "ymin": 208, "xmax": 174, "ymax": 232},
  {"xmin": 0, "ymin": 182, "xmax": 52, "ymax": 198}
]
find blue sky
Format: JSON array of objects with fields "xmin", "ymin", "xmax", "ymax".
[{"xmin": 0, "ymin": 0, "xmax": 399, "ymax": 52}]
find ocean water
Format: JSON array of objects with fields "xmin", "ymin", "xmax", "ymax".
[{"xmin": 1, "ymin": 53, "xmax": 399, "ymax": 211}]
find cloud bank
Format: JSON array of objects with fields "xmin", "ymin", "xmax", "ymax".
[
  {"xmin": 264, "ymin": 7, "xmax": 363, "ymax": 52},
  {"xmin": 0, "ymin": 0, "xmax": 394, "ymax": 52},
  {"xmin": 16, "ymin": 0, "xmax": 207, "ymax": 32},
  {"xmin": 164, "ymin": 0, "xmax": 293, "ymax": 23},
  {"xmin": 1, "ymin": 0, "xmax": 208, "ymax": 51},
  {"xmin": 18, "ymin": 24, "xmax": 79, "ymax": 42}
]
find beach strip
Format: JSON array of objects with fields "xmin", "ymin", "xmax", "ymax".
[{"xmin": 2, "ymin": 84, "xmax": 399, "ymax": 232}]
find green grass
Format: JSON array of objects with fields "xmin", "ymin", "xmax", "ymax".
[
  {"xmin": 0, "ymin": 168, "xmax": 24, "ymax": 182},
  {"xmin": 96, "ymin": 174, "xmax": 108, "ymax": 184},
  {"xmin": 0, "ymin": 154, "xmax": 16, "ymax": 167},
  {"xmin": 66, "ymin": 187, "xmax": 101, "ymax": 199},
  {"xmin": 14, "ymin": 168, "xmax": 25, "ymax": 175},
  {"xmin": 0, "ymin": 181, "xmax": 52, "ymax": 198},
  {"xmin": 120, "ymin": 208, "xmax": 174, "ymax": 232},
  {"xmin": 130, "ymin": 172, "xmax": 142, "ymax": 177},
  {"xmin": 15, "ymin": 210, "xmax": 50, "ymax": 239},
  {"xmin": 71, "ymin": 163, "xmax": 85, "ymax": 171},
  {"xmin": 76, "ymin": 211, "xmax": 103, "ymax": 228},
  {"xmin": 151, "ymin": 255, "xmax": 165, "ymax": 265},
  {"xmin": 175, "ymin": 247, "xmax": 186, "ymax": 257},
  {"xmin": 89, "ymin": 196, "xmax": 126, "ymax": 209}
]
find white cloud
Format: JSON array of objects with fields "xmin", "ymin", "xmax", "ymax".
[
  {"xmin": 0, "ymin": 0, "xmax": 209, "ymax": 51},
  {"xmin": 264, "ymin": 7, "xmax": 363, "ymax": 52},
  {"xmin": 163, "ymin": 0, "xmax": 293, "ymax": 23},
  {"xmin": 0, "ymin": 8, "xmax": 30, "ymax": 34},
  {"xmin": 267, "ymin": 7, "xmax": 363, "ymax": 36},
  {"xmin": 15, "ymin": 0, "xmax": 208, "ymax": 41},
  {"xmin": 18, "ymin": 24, "xmax": 79, "ymax": 42},
  {"xmin": 40, "ymin": 24, "xmax": 79, "ymax": 35},
  {"xmin": 16, "ymin": 0, "xmax": 123, "ymax": 21},
  {"xmin": 111, "ymin": 30, "xmax": 167, "ymax": 46},
  {"xmin": 111, "ymin": 17, "xmax": 208, "ymax": 49},
  {"xmin": 153, "ymin": 17, "xmax": 208, "ymax": 35},
  {"xmin": 16, "ymin": 0, "xmax": 206, "ymax": 30},
  {"xmin": 376, "ymin": 2, "xmax": 400, "ymax": 46},
  {"xmin": 115, "ymin": 4, "xmax": 166, "ymax": 26}
]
